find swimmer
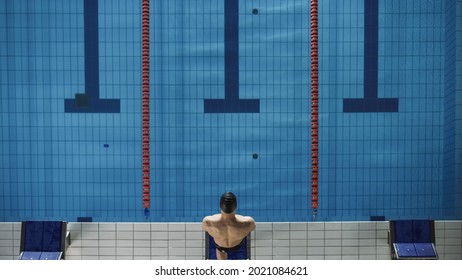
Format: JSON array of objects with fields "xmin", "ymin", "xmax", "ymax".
[{"xmin": 202, "ymin": 192, "xmax": 256, "ymax": 260}]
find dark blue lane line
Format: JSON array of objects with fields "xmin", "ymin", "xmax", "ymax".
[
  {"xmin": 363, "ymin": 0, "xmax": 379, "ymax": 100},
  {"xmin": 204, "ymin": 0, "xmax": 260, "ymax": 113},
  {"xmin": 343, "ymin": 0, "xmax": 398, "ymax": 113},
  {"xmin": 224, "ymin": 0, "xmax": 239, "ymax": 100},
  {"xmin": 65, "ymin": 0, "xmax": 120, "ymax": 113}
]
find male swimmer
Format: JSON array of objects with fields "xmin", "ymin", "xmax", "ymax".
[{"xmin": 202, "ymin": 192, "xmax": 256, "ymax": 260}]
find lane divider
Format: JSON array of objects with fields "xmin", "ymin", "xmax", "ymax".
[{"xmin": 142, "ymin": 0, "xmax": 151, "ymax": 218}]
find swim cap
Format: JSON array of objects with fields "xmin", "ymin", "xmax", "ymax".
[{"xmin": 220, "ymin": 192, "xmax": 237, "ymax": 214}]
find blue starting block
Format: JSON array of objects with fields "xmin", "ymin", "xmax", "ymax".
[
  {"xmin": 389, "ymin": 220, "xmax": 438, "ymax": 260},
  {"xmin": 19, "ymin": 221, "xmax": 69, "ymax": 260},
  {"xmin": 205, "ymin": 233, "xmax": 251, "ymax": 260}
]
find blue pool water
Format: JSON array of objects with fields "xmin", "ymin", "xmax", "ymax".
[{"xmin": 0, "ymin": 0, "xmax": 461, "ymax": 222}]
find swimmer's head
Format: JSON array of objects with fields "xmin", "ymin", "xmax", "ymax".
[{"xmin": 220, "ymin": 192, "xmax": 237, "ymax": 214}]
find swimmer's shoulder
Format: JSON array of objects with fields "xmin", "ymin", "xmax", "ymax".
[
  {"xmin": 202, "ymin": 214, "xmax": 222, "ymax": 224},
  {"xmin": 202, "ymin": 214, "xmax": 222, "ymax": 232},
  {"xmin": 236, "ymin": 215, "xmax": 256, "ymax": 229},
  {"xmin": 236, "ymin": 214, "xmax": 254, "ymax": 222}
]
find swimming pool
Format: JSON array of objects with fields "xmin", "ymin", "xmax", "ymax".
[{"xmin": 0, "ymin": 0, "xmax": 461, "ymax": 222}]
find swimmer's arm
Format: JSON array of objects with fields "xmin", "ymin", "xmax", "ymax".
[
  {"xmin": 245, "ymin": 216, "xmax": 256, "ymax": 232},
  {"xmin": 202, "ymin": 216, "xmax": 212, "ymax": 232}
]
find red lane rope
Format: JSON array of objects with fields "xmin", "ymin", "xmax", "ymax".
[
  {"xmin": 142, "ymin": 0, "xmax": 150, "ymax": 213},
  {"xmin": 310, "ymin": 0, "xmax": 319, "ymax": 213}
]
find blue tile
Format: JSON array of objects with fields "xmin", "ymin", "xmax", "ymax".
[{"xmin": 0, "ymin": 0, "xmax": 460, "ymax": 221}]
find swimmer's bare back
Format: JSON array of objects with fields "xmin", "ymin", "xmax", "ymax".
[{"xmin": 202, "ymin": 213, "xmax": 256, "ymax": 248}]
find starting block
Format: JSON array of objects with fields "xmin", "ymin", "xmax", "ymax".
[
  {"xmin": 389, "ymin": 220, "xmax": 438, "ymax": 260},
  {"xmin": 19, "ymin": 221, "xmax": 69, "ymax": 260}
]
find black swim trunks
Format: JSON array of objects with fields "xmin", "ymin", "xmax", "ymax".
[{"xmin": 214, "ymin": 238, "xmax": 245, "ymax": 253}]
